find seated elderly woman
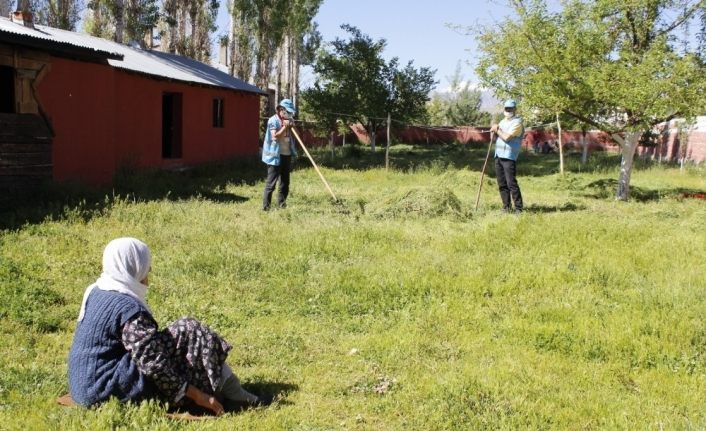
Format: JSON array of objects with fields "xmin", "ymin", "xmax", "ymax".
[{"xmin": 68, "ymin": 237, "xmax": 269, "ymax": 415}]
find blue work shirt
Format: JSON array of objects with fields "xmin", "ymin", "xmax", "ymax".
[
  {"xmin": 261, "ymin": 114, "xmax": 297, "ymax": 166},
  {"xmin": 494, "ymin": 116, "xmax": 524, "ymax": 161}
]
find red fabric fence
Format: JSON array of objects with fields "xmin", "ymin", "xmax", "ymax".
[{"xmin": 295, "ymin": 122, "xmax": 706, "ymax": 164}]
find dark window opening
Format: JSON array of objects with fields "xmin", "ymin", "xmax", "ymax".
[
  {"xmin": 213, "ymin": 98, "xmax": 224, "ymax": 128},
  {"xmin": 0, "ymin": 66, "xmax": 15, "ymax": 113},
  {"xmin": 162, "ymin": 92, "xmax": 183, "ymax": 159}
]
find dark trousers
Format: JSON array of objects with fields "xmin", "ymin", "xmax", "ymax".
[
  {"xmin": 495, "ymin": 157, "xmax": 523, "ymax": 210},
  {"xmin": 262, "ymin": 155, "xmax": 291, "ymax": 209}
]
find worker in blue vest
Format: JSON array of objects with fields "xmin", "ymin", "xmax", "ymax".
[
  {"xmin": 262, "ymin": 99, "xmax": 298, "ymax": 211},
  {"xmin": 490, "ymin": 99, "xmax": 525, "ymax": 213}
]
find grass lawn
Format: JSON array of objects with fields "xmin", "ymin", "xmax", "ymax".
[{"xmin": 1, "ymin": 143, "xmax": 705, "ymax": 430}]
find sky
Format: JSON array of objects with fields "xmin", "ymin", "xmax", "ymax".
[{"xmin": 215, "ymin": 0, "xmax": 521, "ymax": 92}]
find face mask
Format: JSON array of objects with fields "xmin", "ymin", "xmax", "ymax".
[{"xmin": 503, "ymin": 111, "xmax": 514, "ymax": 119}]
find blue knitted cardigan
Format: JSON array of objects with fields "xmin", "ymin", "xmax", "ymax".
[{"xmin": 68, "ymin": 289, "xmax": 154, "ymax": 406}]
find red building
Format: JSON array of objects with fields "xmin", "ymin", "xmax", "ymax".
[{"xmin": 0, "ymin": 13, "xmax": 265, "ymax": 188}]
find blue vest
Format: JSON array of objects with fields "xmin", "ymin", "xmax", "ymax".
[
  {"xmin": 494, "ymin": 116, "xmax": 524, "ymax": 161},
  {"xmin": 261, "ymin": 114, "xmax": 297, "ymax": 166},
  {"xmin": 68, "ymin": 289, "xmax": 153, "ymax": 406}
]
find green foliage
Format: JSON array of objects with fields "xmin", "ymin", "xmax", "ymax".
[
  {"xmin": 1, "ymin": 148, "xmax": 706, "ymax": 429},
  {"xmin": 31, "ymin": 0, "xmax": 82, "ymax": 31},
  {"xmin": 303, "ymin": 25, "xmax": 437, "ymax": 145},
  {"xmin": 476, "ymin": 0, "xmax": 706, "ymax": 132},
  {"xmin": 124, "ymin": 0, "xmax": 160, "ymax": 44},
  {"xmin": 475, "ymin": 0, "xmax": 706, "ymax": 200},
  {"xmin": 428, "ymin": 62, "xmax": 491, "ymax": 127}
]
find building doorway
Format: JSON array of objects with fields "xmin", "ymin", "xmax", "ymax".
[
  {"xmin": 162, "ymin": 92, "xmax": 182, "ymax": 158},
  {"xmin": 0, "ymin": 66, "xmax": 15, "ymax": 113}
]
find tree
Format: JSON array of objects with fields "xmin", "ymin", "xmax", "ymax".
[
  {"xmin": 44, "ymin": 1, "xmax": 83, "ymax": 31},
  {"xmin": 304, "ymin": 25, "xmax": 436, "ymax": 151},
  {"xmin": 18, "ymin": 0, "xmax": 81, "ymax": 30},
  {"xmin": 251, "ymin": 0, "xmax": 287, "ymax": 92},
  {"xmin": 275, "ymin": 0, "xmax": 322, "ymax": 106},
  {"xmin": 84, "ymin": 0, "xmax": 112, "ymax": 38},
  {"xmin": 124, "ymin": 0, "xmax": 159, "ymax": 47},
  {"xmin": 161, "ymin": 0, "xmax": 219, "ymax": 61},
  {"xmin": 698, "ymin": 4, "xmax": 706, "ymax": 62},
  {"xmin": 476, "ymin": 0, "xmax": 706, "ymax": 200},
  {"xmin": 226, "ymin": 0, "xmax": 320, "ymax": 112},
  {"xmin": 227, "ymin": 0, "xmax": 256, "ymax": 80},
  {"xmin": 0, "ymin": 0, "xmax": 14, "ymax": 16},
  {"xmin": 85, "ymin": 0, "xmax": 159, "ymax": 45},
  {"xmin": 428, "ymin": 62, "xmax": 491, "ymax": 127}
]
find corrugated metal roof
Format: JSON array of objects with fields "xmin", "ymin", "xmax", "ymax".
[{"xmin": 0, "ymin": 16, "xmax": 266, "ymax": 95}]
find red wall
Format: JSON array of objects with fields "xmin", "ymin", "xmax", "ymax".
[{"xmin": 37, "ymin": 56, "xmax": 261, "ymax": 185}]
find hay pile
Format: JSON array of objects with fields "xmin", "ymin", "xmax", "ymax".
[{"xmin": 370, "ymin": 187, "xmax": 463, "ymax": 219}]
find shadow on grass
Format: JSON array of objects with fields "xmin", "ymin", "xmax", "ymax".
[
  {"xmin": 523, "ymin": 202, "xmax": 587, "ymax": 213},
  {"xmin": 0, "ymin": 157, "xmax": 263, "ymax": 230},
  {"xmin": 2, "ymin": 143, "xmax": 698, "ymax": 229},
  {"xmin": 583, "ymin": 178, "xmax": 706, "ymax": 202},
  {"xmin": 242, "ymin": 381, "xmax": 299, "ymax": 401},
  {"xmin": 217, "ymin": 381, "xmax": 299, "ymax": 414}
]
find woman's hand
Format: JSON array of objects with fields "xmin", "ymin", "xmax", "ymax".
[{"xmin": 186, "ymin": 384, "xmax": 224, "ymax": 416}]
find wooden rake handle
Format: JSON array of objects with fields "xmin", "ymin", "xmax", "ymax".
[
  {"xmin": 290, "ymin": 127, "xmax": 338, "ymax": 202},
  {"xmin": 474, "ymin": 131, "xmax": 495, "ymax": 211}
]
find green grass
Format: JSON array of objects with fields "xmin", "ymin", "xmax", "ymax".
[{"xmin": 1, "ymin": 143, "xmax": 706, "ymax": 430}]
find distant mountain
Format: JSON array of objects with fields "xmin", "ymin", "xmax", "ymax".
[
  {"xmin": 432, "ymin": 83, "xmax": 501, "ymax": 113},
  {"xmin": 480, "ymin": 90, "xmax": 501, "ymax": 113}
]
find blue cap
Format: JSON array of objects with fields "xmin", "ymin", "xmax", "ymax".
[
  {"xmin": 278, "ymin": 99, "xmax": 296, "ymax": 114},
  {"xmin": 504, "ymin": 99, "xmax": 517, "ymax": 109}
]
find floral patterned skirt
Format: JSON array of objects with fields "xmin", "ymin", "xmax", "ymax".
[{"xmin": 166, "ymin": 317, "xmax": 232, "ymax": 395}]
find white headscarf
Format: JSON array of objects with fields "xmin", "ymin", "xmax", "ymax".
[{"xmin": 77, "ymin": 237, "xmax": 152, "ymax": 322}]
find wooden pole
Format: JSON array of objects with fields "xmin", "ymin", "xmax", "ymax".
[
  {"xmin": 290, "ymin": 127, "xmax": 338, "ymax": 202},
  {"xmin": 385, "ymin": 112, "xmax": 391, "ymax": 171},
  {"xmin": 474, "ymin": 131, "xmax": 495, "ymax": 211},
  {"xmin": 556, "ymin": 112, "xmax": 564, "ymax": 175}
]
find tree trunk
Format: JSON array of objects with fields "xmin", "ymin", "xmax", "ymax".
[
  {"xmin": 163, "ymin": 0, "xmax": 177, "ymax": 53},
  {"xmin": 230, "ymin": 6, "xmax": 253, "ymax": 81},
  {"xmin": 291, "ymin": 35, "xmax": 300, "ymax": 106},
  {"xmin": 275, "ymin": 42, "xmax": 283, "ymax": 102},
  {"xmin": 329, "ymin": 131, "xmax": 335, "ymax": 158},
  {"xmin": 614, "ymin": 132, "xmax": 640, "ymax": 201},
  {"xmin": 369, "ymin": 123, "xmax": 376, "ymax": 152},
  {"xmin": 287, "ymin": 35, "xmax": 295, "ymax": 100},
  {"xmin": 556, "ymin": 112, "xmax": 564, "ymax": 174},
  {"xmin": 227, "ymin": 2, "xmax": 235, "ymax": 74},
  {"xmin": 189, "ymin": 5, "xmax": 198, "ymax": 60},
  {"xmin": 581, "ymin": 130, "xmax": 588, "ymax": 165},
  {"xmin": 178, "ymin": 6, "xmax": 187, "ymax": 55},
  {"xmin": 114, "ymin": 0, "xmax": 125, "ymax": 43},
  {"xmin": 0, "ymin": 0, "xmax": 12, "ymax": 16}
]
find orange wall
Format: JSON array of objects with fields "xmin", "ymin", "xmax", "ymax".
[{"xmin": 37, "ymin": 56, "xmax": 261, "ymax": 185}]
